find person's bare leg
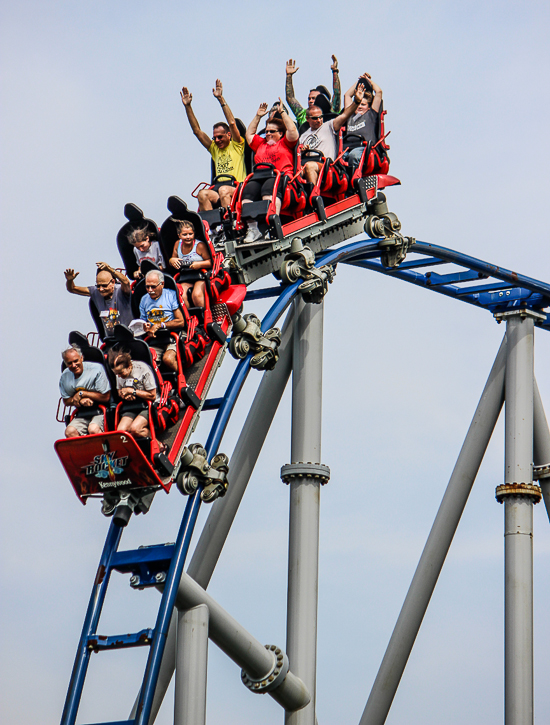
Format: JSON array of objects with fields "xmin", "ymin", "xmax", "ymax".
[
  {"xmin": 263, "ymin": 195, "xmax": 281, "ymax": 215},
  {"xmin": 179, "ymin": 282, "xmax": 193, "ymax": 308},
  {"xmin": 117, "ymin": 416, "xmax": 133, "ymax": 432},
  {"xmin": 197, "ymin": 189, "xmax": 219, "ymax": 211},
  {"xmin": 163, "ymin": 350, "xmax": 178, "ymax": 372},
  {"xmin": 191, "ymin": 281, "xmax": 206, "ymax": 308},
  {"xmin": 88, "ymin": 422, "xmax": 103, "ymax": 435},
  {"xmin": 129, "ymin": 415, "xmax": 150, "ymax": 438},
  {"xmin": 303, "ymin": 161, "xmax": 320, "ymax": 185},
  {"xmin": 65, "ymin": 426, "xmax": 80, "ymax": 438},
  {"xmin": 218, "ymin": 185, "xmax": 235, "ymax": 208}
]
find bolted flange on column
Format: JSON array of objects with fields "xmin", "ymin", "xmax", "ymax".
[
  {"xmin": 241, "ymin": 644, "xmax": 289, "ymax": 694},
  {"xmin": 495, "ymin": 483, "xmax": 542, "ymax": 503},
  {"xmin": 280, "ymin": 462, "xmax": 331, "ymax": 485}
]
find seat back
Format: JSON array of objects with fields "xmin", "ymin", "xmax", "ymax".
[{"xmin": 116, "ymin": 203, "xmax": 163, "ymax": 280}]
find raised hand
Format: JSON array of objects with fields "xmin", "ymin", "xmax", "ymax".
[
  {"xmin": 353, "ymin": 85, "xmax": 365, "ymax": 104},
  {"xmin": 64, "ymin": 268, "xmax": 78, "ymax": 282},
  {"xmin": 180, "ymin": 87, "xmax": 192, "ymax": 106},
  {"xmin": 257, "ymin": 102, "xmax": 268, "ymax": 118},
  {"xmin": 330, "ymin": 55, "xmax": 338, "ymax": 72},
  {"xmin": 213, "ymin": 79, "xmax": 223, "ymax": 99},
  {"xmin": 286, "ymin": 59, "xmax": 299, "ymax": 75}
]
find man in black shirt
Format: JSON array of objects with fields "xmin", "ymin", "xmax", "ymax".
[{"xmin": 343, "ymin": 73, "xmax": 383, "ymax": 174}]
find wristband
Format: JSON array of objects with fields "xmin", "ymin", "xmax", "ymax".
[{"xmin": 332, "ymin": 69, "xmax": 339, "ymax": 73}]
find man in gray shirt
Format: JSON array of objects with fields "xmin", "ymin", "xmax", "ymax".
[
  {"xmin": 64, "ymin": 262, "xmax": 133, "ymax": 334},
  {"xmin": 299, "ymin": 85, "xmax": 364, "ymax": 186},
  {"xmin": 59, "ymin": 346, "xmax": 111, "ymax": 437}
]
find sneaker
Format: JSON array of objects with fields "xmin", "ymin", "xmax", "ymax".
[{"xmin": 242, "ymin": 226, "xmax": 263, "ymax": 244}]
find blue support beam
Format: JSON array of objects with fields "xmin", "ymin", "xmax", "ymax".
[{"xmin": 87, "ymin": 629, "xmax": 154, "ymax": 652}]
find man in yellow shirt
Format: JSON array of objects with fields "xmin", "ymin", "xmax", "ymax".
[{"xmin": 180, "ymin": 79, "xmax": 245, "ymax": 210}]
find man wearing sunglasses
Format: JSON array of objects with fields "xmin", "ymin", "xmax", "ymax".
[
  {"xmin": 64, "ymin": 262, "xmax": 132, "ymax": 334},
  {"xmin": 180, "ymin": 79, "xmax": 245, "ymax": 211},
  {"xmin": 299, "ymin": 84, "xmax": 365, "ymax": 186},
  {"xmin": 139, "ymin": 270, "xmax": 185, "ymax": 372}
]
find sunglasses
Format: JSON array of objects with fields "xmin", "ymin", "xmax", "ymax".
[
  {"xmin": 265, "ymin": 129, "xmax": 281, "ymax": 135},
  {"xmin": 96, "ymin": 282, "xmax": 113, "ymax": 289},
  {"xmin": 213, "ymin": 135, "xmax": 227, "ymax": 140},
  {"xmin": 308, "ymin": 115, "xmax": 323, "ymax": 120},
  {"xmin": 145, "ymin": 282, "xmax": 161, "ymax": 289}
]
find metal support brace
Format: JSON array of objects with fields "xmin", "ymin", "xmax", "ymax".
[
  {"xmin": 360, "ymin": 335, "xmax": 507, "ymax": 725},
  {"xmin": 175, "ymin": 444, "xmax": 229, "ymax": 503},
  {"xmin": 533, "ymin": 380, "xmax": 550, "ymax": 522},
  {"xmin": 174, "ymin": 572, "xmax": 310, "ymax": 712},
  {"xmin": 228, "ymin": 312, "xmax": 282, "ymax": 370},
  {"xmin": 174, "ymin": 604, "xmax": 208, "ymax": 725}
]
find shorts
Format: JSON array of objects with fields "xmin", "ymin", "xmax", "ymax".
[
  {"xmin": 242, "ymin": 176, "xmax": 284, "ymax": 201},
  {"xmin": 211, "ymin": 179, "xmax": 237, "ymax": 194},
  {"xmin": 119, "ymin": 409, "xmax": 149, "ymax": 421},
  {"xmin": 68, "ymin": 413, "xmax": 104, "ymax": 435},
  {"xmin": 149, "ymin": 339, "xmax": 177, "ymax": 364}
]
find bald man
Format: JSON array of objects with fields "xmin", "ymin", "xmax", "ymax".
[{"xmin": 64, "ymin": 262, "xmax": 133, "ymax": 335}]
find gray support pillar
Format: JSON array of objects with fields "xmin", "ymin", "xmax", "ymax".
[
  {"xmin": 133, "ymin": 308, "xmax": 295, "ymax": 723},
  {"xmin": 533, "ymin": 381, "xmax": 550, "ymax": 521},
  {"xmin": 284, "ymin": 298, "xmax": 325, "ymax": 725},
  {"xmin": 360, "ymin": 335, "xmax": 508, "ymax": 725},
  {"xmin": 189, "ymin": 304, "xmax": 295, "ymax": 588},
  {"xmin": 496, "ymin": 312, "xmax": 541, "ymax": 725},
  {"xmin": 175, "ymin": 572, "xmax": 310, "ymax": 712},
  {"xmin": 174, "ymin": 604, "xmax": 209, "ymax": 725}
]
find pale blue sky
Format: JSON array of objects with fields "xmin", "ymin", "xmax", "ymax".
[{"xmin": 2, "ymin": 1, "xmax": 550, "ymax": 723}]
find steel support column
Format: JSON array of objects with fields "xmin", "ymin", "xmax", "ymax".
[
  {"xmin": 174, "ymin": 604, "xmax": 209, "ymax": 725},
  {"xmin": 360, "ymin": 335, "xmax": 507, "ymax": 725},
  {"xmin": 284, "ymin": 298, "xmax": 325, "ymax": 725},
  {"xmin": 496, "ymin": 312, "xmax": 541, "ymax": 725}
]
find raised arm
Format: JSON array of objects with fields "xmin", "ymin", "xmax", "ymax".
[
  {"xmin": 278, "ymin": 98, "xmax": 299, "ymax": 144},
  {"xmin": 344, "ymin": 79, "xmax": 360, "ymax": 109},
  {"xmin": 96, "ymin": 262, "xmax": 131, "ymax": 295},
  {"xmin": 64, "ymin": 268, "xmax": 90, "ymax": 297},
  {"xmin": 180, "ymin": 86, "xmax": 212, "ymax": 150},
  {"xmin": 212, "ymin": 79, "xmax": 241, "ymax": 143},
  {"xmin": 330, "ymin": 55, "xmax": 341, "ymax": 113},
  {"xmin": 333, "ymin": 86, "xmax": 364, "ymax": 132},
  {"xmin": 285, "ymin": 59, "xmax": 304, "ymax": 121},
  {"xmin": 370, "ymin": 77, "xmax": 383, "ymax": 113},
  {"xmin": 245, "ymin": 103, "xmax": 268, "ymax": 145}
]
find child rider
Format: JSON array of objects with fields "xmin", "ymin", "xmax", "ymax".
[{"xmin": 169, "ymin": 220, "xmax": 212, "ymax": 309}]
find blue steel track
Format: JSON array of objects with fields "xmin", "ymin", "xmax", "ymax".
[{"xmin": 62, "ymin": 235, "xmax": 550, "ymax": 725}]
